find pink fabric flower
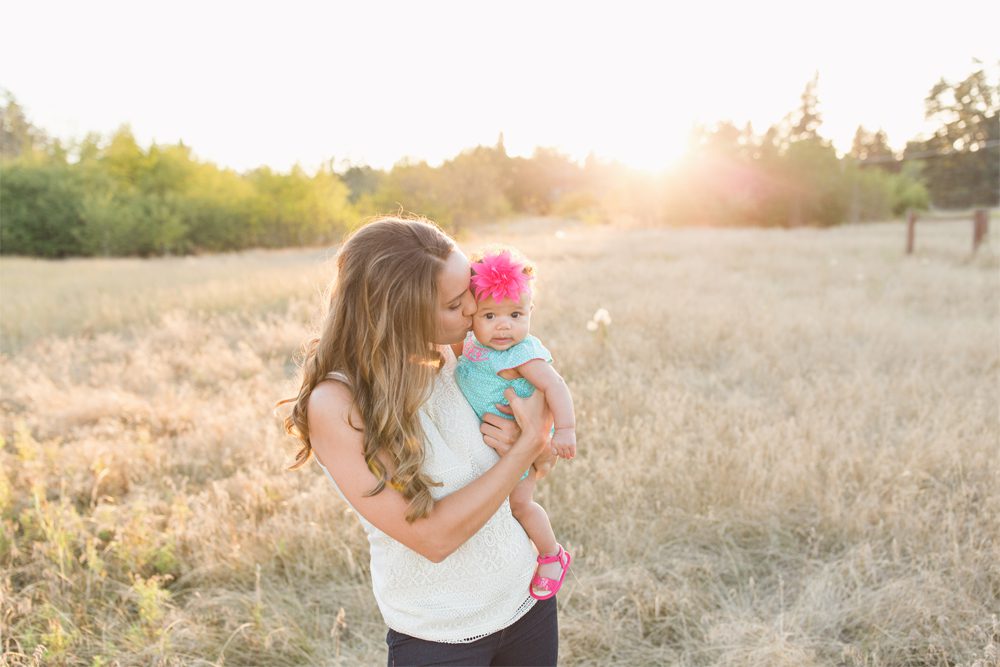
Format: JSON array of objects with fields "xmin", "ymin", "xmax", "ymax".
[{"xmin": 470, "ymin": 251, "xmax": 532, "ymax": 302}]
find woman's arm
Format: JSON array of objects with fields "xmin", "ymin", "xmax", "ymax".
[{"xmin": 308, "ymin": 382, "xmax": 550, "ymax": 563}]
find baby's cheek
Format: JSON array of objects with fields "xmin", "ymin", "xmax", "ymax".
[{"xmin": 471, "ymin": 319, "xmax": 489, "ymax": 339}]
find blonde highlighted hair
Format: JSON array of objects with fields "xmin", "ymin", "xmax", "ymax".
[{"xmin": 278, "ymin": 216, "xmax": 455, "ymax": 522}]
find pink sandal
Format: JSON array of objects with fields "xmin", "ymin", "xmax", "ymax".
[{"xmin": 529, "ymin": 545, "xmax": 571, "ymax": 600}]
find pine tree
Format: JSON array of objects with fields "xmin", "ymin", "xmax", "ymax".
[{"xmin": 790, "ymin": 73, "xmax": 822, "ymax": 143}]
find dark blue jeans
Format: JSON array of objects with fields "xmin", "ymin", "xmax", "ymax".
[{"xmin": 385, "ymin": 597, "xmax": 558, "ymax": 666}]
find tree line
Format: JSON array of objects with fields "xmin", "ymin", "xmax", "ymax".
[{"xmin": 1, "ymin": 66, "xmax": 996, "ymax": 257}]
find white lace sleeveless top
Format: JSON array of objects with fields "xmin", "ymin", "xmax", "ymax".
[{"xmin": 313, "ymin": 346, "xmax": 538, "ymax": 643}]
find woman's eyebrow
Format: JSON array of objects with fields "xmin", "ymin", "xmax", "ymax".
[{"xmin": 447, "ymin": 289, "xmax": 466, "ymax": 304}]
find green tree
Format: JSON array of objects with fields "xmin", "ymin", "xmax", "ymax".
[
  {"xmin": 361, "ymin": 159, "xmax": 455, "ymax": 229},
  {"xmin": 905, "ymin": 65, "xmax": 999, "ymax": 208},
  {"xmin": 72, "ymin": 127, "xmax": 192, "ymax": 255},
  {"xmin": 0, "ymin": 162, "xmax": 84, "ymax": 256},
  {"xmin": 665, "ymin": 122, "xmax": 765, "ymax": 226},
  {"xmin": 891, "ymin": 162, "xmax": 930, "ymax": 215},
  {"xmin": 506, "ymin": 148, "xmax": 581, "ymax": 215},
  {"xmin": 850, "ymin": 126, "xmax": 896, "ymax": 168},
  {"xmin": 101, "ymin": 125, "xmax": 145, "ymax": 186},
  {"xmin": 183, "ymin": 162, "xmax": 257, "ymax": 251},
  {"xmin": 340, "ymin": 164, "xmax": 385, "ymax": 203},
  {"xmin": 776, "ymin": 75, "xmax": 850, "ymax": 226},
  {"xmin": 247, "ymin": 165, "xmax": 354, "ymax": 247},
  {"xmin": 76, "ymin": 189, "xmax": 142, "ymax": 256},
  {"xmin": 784, "ymin": 139, "xmax": 846, "ymax": 226},
  {"xmin": 1, "ymin": 91, "xmax": 46, "ymax": 161},
  {"xmin": 440, "ymin": 145, "xmax": 512, "ymax": 229}
]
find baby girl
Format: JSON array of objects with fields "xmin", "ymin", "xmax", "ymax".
[{"xmin": 453, "ymin": 247, "xmax": 576, "ymax": 599}]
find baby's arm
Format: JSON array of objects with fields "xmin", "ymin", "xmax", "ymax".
[{"xmin": 517, "ymin": 359, "xmax": 576, "ymax": 459}]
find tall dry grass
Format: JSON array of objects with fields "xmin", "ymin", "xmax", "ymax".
[{"xmin": 1, "ymin": 219, "xmax": 998, "ymax": 666}]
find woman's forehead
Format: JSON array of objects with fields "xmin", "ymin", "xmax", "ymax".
[{"xmin": 438, "ymin": 250, "xmax": 471, "ymax": 299}]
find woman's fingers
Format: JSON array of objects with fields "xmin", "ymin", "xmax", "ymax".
[
  {"xmin": 481, "ymin": 412, "xmax": 518, "ymax": 445},
  {"xmin": 493, "ymin": 402, "xmax": 514, "ymax": 416},
  {"xmin": 482, "ymin": 434, "xmax": 512, "ymax": 455}
]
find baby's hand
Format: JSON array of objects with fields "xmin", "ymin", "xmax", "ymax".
[{"xmin": 552, "ymin": 427, "xmax": 577, "ymax": 459}]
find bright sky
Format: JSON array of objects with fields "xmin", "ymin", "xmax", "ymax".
[{"xmin": 3, "ymin": 0, "xmax": 997, "ymax": 173}]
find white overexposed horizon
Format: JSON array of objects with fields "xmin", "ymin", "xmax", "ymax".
[{"xmin": 3, "ymin": 0, "xmax": 998, "ymax": 174}]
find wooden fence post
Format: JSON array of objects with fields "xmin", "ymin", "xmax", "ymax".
[
  {"xmin": 906, "ymin": 209, "xmax": 917, "ymax": 254},
  {"xmin": 973, "ymin": 209, "xmax": 989, "ymax": 253}
]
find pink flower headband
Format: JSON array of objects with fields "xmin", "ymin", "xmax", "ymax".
[{"xmin": 470, "ymin": 250, "xmax": 533, "ymax": 302}]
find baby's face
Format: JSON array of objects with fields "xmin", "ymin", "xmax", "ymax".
[{"xmin": 471, "ymin": 292, "xmax": 533, "ymax": 351}]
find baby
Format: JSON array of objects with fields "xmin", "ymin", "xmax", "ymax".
[{"xmin": 454, "ymin": 247, "xmax": 576, "ymax": 600}]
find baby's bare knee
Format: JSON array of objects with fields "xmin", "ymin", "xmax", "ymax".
[
  {"xmin": 509, "ymin": 495, "xmax": 530, "ymax": 519},
  {"xmin": 510, "ymin": 492, "xmax": 535, "ymax": 521}
]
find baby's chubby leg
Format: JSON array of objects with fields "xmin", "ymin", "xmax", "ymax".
[
  {"xmin": 509, "ymin": 473, "xmax": 564, "ymax": 593},
  {"xmin": 510, "ymin": 473, "xmax": 556, "ymax": 554},
  {"xmin": 509, "ymin": 472, "xmax": 538, "ymax": 524},
  {"xmin": 532, "ymin": 448, "xmax": 557, "ymax": 480}
]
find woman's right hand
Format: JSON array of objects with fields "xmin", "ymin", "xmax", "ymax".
[
  {"xmin": 502, "ymin": 387, "xmax": 552, "ymax": 459},
  {"xmin": 480, "ymin": 410, "xmax": 519, "ymax": 456}
]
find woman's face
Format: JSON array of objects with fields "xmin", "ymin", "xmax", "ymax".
[{"xmin": 433, "ymin": 249, "xmax": 477, "ymax": 345}]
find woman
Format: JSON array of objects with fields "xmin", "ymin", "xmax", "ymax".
[{"xmin": 280, "ymin": 216, "xmax": 559, "ymax": 666}]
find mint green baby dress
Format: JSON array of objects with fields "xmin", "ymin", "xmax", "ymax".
[{"xmin": 454, "ymin": 332, "xmax": 553, "ymax": 481}]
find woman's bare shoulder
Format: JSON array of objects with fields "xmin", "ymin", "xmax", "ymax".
[
  {"xmin": 308, "ymin": 379, "xmax": 361, "ymax": 432},
  {"xmin": 309, "ymin": 377, "xmax": 352, "ymax": 406}
]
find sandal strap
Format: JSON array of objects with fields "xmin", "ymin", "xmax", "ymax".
[{"xmin": 536, "ymin": 545, "xmax": 564, "ymax": 564}]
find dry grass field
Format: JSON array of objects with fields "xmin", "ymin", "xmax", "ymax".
[{"xmin": 1, "ymin": 219, "xmax": 998, "ymax": 666}]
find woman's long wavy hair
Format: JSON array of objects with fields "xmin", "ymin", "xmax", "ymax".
[{"xmin": 278, "ymin": 216, "xmax": 455, "ymax": 522}]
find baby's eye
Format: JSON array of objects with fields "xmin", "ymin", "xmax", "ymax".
[
  {"xmin": 511, "ymin": 312, "xmax": 522, "ymax": 318},
  {"xmin": 484, "ymin": 313, "xmax": 494, "ymax": 320}
]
